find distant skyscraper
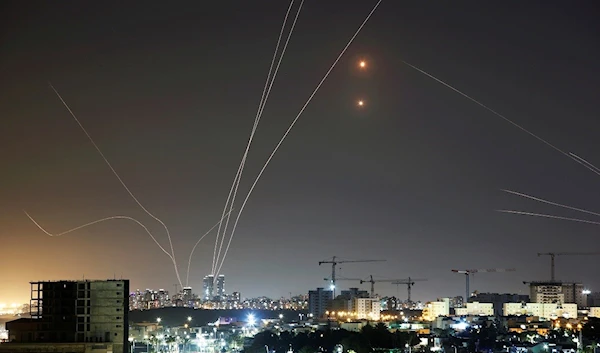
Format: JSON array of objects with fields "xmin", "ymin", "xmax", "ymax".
[
  {"xmin": 231, "ymin": 292, "xmax": 241, "ymax": 303},
  {"xmin": 203, "ymin": 275, "xmax": 214, "ymax": 300},
  {"xmin": 216, "ymin": 275, "xmax": 225, "ymax": 299},
  {"xmin": 182, "ymin": 287, "xmax": 193, "ymax": 304},
  {"xmin": 308, "ymin": 287, "xmax": 333, "ymax": 318}
]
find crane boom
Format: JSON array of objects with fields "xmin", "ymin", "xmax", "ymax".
[
  {"xmin": 391, "ymin": 277, "xmax": 428, "ymax": 303},
  {"xmin": 451, "ymin": 268, "xmax": 516, "ymax": 302},
  {"xmin": 318, "ymin": 256, "xmax": 386, "ymax": 297},
  {"xmin": 537, "ymin": 252, "xmax": 600, "ymax": 281}
]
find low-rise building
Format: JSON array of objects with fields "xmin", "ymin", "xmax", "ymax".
[
  {"xmin": 455, "ymin": 301, "xmax": 494, "ymax": 316},
  {"xmin": 504, "ymin": 302, "xmax": 577, "ymax": 320}
]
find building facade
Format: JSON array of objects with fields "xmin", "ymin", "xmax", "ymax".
[
  {"xmin": 216, "ymin": 275, "xmax": 225, "ymax": 299},
  {"xmin": 422, "ymin": 298, "xmax": 450, "ymax": 321},
  {"xmin": 308, "ymin": 288, "xmax": 333, "ymax": 318},
  {"xmin": 470, "ymin": 293, "xmax": 530, "ymax": 316},
  {"xmin": 503, "ymin": 302, "xmax": 577, "ymax": 320},
  {"xmin": 203, "ymin": 275, "xmax": 215, "ymax": 300},
  {"xmin": 354, "ymin": 298, "xmax": 381, "ymax": 320},
  {"xmin": 529, "ymin": 282, "xmax": 565, "ymax": 304},
  {"xmin": 3, "ymin": 280, "xmax": 128, "ymax": 353},
  {"xmin": 454, "ymin": 302, "xmax": 494, "ymax": 316}
]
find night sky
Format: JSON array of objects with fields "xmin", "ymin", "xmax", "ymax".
[{"xmin": 1, "ymin": 1, "xmax": 599, "ymax": 304}]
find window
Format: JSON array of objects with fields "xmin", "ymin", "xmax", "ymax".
[
  {"xmin": 116, "ymin": 316, "xmax": 122, "ymax": 320},
  {"xmin": 116, "ymin": 283, "xmax": 122, "ymax": 287},
  {"xmin": 116, "ymin": 324, "xmax": 122, "ymax": 328},
  {"xmin": 116, "ymin": 292, "xmax": 121, "ymax": 295},
  {"xmin": 116, "ymin": 308, "xmax": 122, "ymax": 312}
]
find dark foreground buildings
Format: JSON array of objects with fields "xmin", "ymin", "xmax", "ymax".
[{"xmin": 0, "ymin": 279, "xmax": 129, "ymax": 353}]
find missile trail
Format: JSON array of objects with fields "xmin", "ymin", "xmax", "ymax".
[
  {"xmin": 24, "ymin": 211, "xmax": 175, "ymax": 259},
  {"xmin": 501, "ymin": 189, "xmax": 600, "ymax": 218},
  {"xmin": 399, "ymin": 61, "xmax": 600, "ymax": 177},
  {"xmin": 215, "ymin": 0, "xmax": 384, "ymax": 277},
  {"xmin": 186, "ymin": 209, "xmax": 234, "ymax": 287},
  {"xmin": 48, "ymin": 83, "xmax": 183, "ymax": 288},
  {"xmin": 497, "ymin": 209, "xmax": 600, "ymax": 226},
  {"xmin": 212, "ymin": 0, "xmax": 302, "ymax": 274}
]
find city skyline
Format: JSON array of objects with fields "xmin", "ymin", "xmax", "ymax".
[{"xmin": 2, "ymin": 1, "xmax": 600, "ymax": 305}]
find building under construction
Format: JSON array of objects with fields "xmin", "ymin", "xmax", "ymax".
[
  {"xmin": 2, "ymin": 279, "xmax": 129, "ymax": 353},
  {"xmin": 528, "ymin": 281, "xmax": 586, "ymax": 308}
]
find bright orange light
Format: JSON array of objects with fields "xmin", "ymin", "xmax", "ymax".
[
  {"xmin": 359, "ymin": 60, "xmax": 366, "ymax": 68},
  {"xmin": 358, "ymin": 100, "xmax": 364, "ymax": 106}
]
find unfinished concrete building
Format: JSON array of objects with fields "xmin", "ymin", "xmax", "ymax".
[{"xmin": 2, "ymin": 279, "xmax": 129, "ymax": 353}]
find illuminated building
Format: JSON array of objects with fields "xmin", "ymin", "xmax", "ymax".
[
  {"xmin": 203, "ymin": 275, "xmax": 215, "ymax": 300},
  {"xmin": 454, "ymin": 301, "xmax": 494, "ymax": 316},
  {"xmin": 216, "ymin": 275, "xmax": 225, "ymax": 300},
  {"xmin": 422, "ymin": 298, "xmax": 450, "ymax": 321},
  {"xmin": 308, "ymin": 288, "xmax": 332, "ymax": 318},
  {"xmin": 231, "ymin": 292, "xmax": 241, "ymax": 303},
  {"xmin": 1, "ymin": 280, "xmax": 128, "ymax": 353},
  {"xmin": 182, "ymin": 287, "xmax": 193, "ymax": 304},
  {"xmin": 354, "ymin": 298, "xmax": 380, "ymax": 320},
  {"xmin": 503, "ymin": 302, "xmax": 577, "ymax": 319},
  {"xmin": 470, "ymin": 293, "xmax": 529, "ymax": 316}
]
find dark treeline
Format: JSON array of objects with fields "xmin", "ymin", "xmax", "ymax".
[{"xmin": 244, "ymin": 323, "xmax": 420, "ymax": 353}]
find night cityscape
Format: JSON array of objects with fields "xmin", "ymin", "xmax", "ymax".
[{"xmin": 1, "ymin": 1, "xmax": 599, "ymax": 353}]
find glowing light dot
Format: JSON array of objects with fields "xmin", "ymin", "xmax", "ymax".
[
  {"xmin": 359, "ymin": 61, "xmax": 366, "ymax": 68},
  {"xmin": 358, "ymin": 100, "xmax": 364, "ymax": 106}
]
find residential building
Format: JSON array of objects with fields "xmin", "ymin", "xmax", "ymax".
[
  {"xmin": 422, "ymin": 298, "xmax": 450, "ymax": 321},
  {"xmin": 529, "ymin": 282, "xmax": 565, "ymax": 304},
  {"xmin": 562, "ymin": 283, "xmax": 585, "ymax": 308},
  {"xmin": 449, "ymin": 296, "xmax": 464, "ymax": 308},
  {"xmin": 354, "ymin": 298, "xmax": 380, "ymax": 320},
  {"xmin": 2, "ymin": 280, "xmax": 128, "ymax": 353},
  {"xmin": 589, "ymin": 307, "xmax": 600, "ymax": 318},
  {"xmin": 455, "ymin": 302, "xmax": 494, "ymax": 316},
  {"xmin": 470, "ymin": 293, "xmax": 529, "ymax": 316},
  {"xmin": 503, "ymin": 302, "xmax": 577, "ymax": 320},
  {"xmin": 308, "ymin": 288, "xmax": 332, "ymax": 318}
]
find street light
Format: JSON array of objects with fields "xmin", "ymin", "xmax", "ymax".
[
  {"xmin": 188, "ymin": 316, "xmax": 192, "ymax": 322},
  {"xmin": 157, "ymin": 317, "xmax": 162, "ymax": 323}
]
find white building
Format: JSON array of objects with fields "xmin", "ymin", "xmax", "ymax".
[
  {"xmin": 354, "ymin": 298, "xmax": 380, "ymax": 320},
  {"xmin": 503, "ymin": 302, "xmax": 577, "ymax": 319},
  {"xmin": 454, "ymin": 302, "xmax": 494, "ymax": 316},
  {"xmin": 589, "ymin": 307, "xmax": 600, "ymax": 318},
  {"xmin": 423, "ymin": 298, "xmax": 450, "ymax": 321}
]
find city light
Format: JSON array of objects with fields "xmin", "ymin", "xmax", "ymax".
[
  {"xmin": 247, "ymin": 313, "xmax": 256, "ymax": 326},
  {"xmin": 357, "ymin": 100, "xmax": 364, "ymax": 107},
  {"xmin": 583, "ymin": 289, "xmax": 591, "ymax": 295},
  {"xmin": 187, "ymin": 316, "xmax": 192, "ymax": 321},
  {"xmin": 359, "ymin": 60, "xmax": 366, "ymax": 69},
  {"xmin": 156, "ymin": 317, "xmax": 162, "ymax": 323}
]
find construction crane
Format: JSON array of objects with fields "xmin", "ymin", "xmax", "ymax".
[
  {"xmin": 360, "ymin": 275, "xmax": 415, "ymax": 298},
  {"xmin": 319, "ymin": 256, "xmax": 386, "ymax": 297},
  {"xmin": 452, "ymin": 268, "xmax": 516, "ymax": 302},
  {"xmin": 537, "ymin": 252, "xmax": 600, "ymax": 281},
  {"xmin": 391, "ymin": 277, "xmax": 428, "ymax": 303}
]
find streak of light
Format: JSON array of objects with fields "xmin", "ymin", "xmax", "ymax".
[
  {"xmin": 24, "ymin": 211, "xmax": 175, "ymax": 260},
  {"xmin": 185, "ymin": 209, "xmax": 234, "ymax": 287},
  {"xmin": 48, "ymin": 83, "xmax": 183, "ymax": 288},
  {"xmin": 569, "ymin": 152, "xmax": 600, "ymax": 174},
  {"xmin": 214, "ymin": 0, "xmax": 384, "ymax": 277},
  {"xmin": 501, "ymin": 189, "xmax": 600, "ymax": 218},
  {"xmin": 212, "ymin": 0, "xmax": 303, "ymax": 275},
  {"xmin": 496, "ymin": 210, "xmax": 600, "ymax": 226},
  {"xmin": 399, "ymin": 61, "xmax": 600, "ymax": 177}
]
